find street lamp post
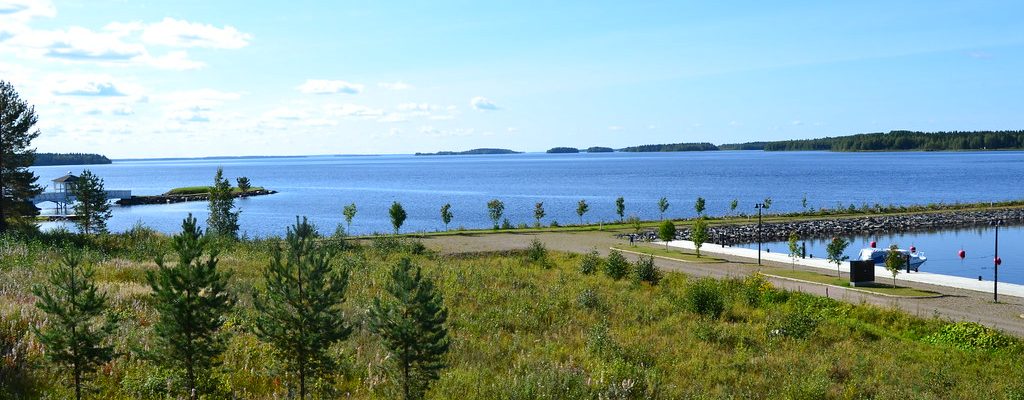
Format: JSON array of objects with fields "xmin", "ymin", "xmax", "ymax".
[
  {"xmin": 755, "ymin": 203, "xmax": 765, "ymax": 265},
  {"xmin": 994, "ymin": 220, "xmax": 1002, "ymax": 302}
]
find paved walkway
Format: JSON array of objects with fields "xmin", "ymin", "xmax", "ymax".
[{"xmin": 664, "ymin": 239, "xmax": 1024, "ymax": 298}]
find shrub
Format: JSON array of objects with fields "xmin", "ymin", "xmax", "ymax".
[
  {"xmin": 550, "ymin": 220, "xmax": 560, "ymax": 228},
  {"xmin": 526, "ymin": 238, "xmax": 547, "ymax": 264},
  {"xmin": 604, "ymin": 250, "xmax": 629, "ymax": 280},
  {"xmin": 924, "ymin": 322, "xmax": 1016, "ymax": 351},
  {"xmin": 579, "ymin": 250, "xmax": 602, "ymax": 275},
  {"xmin": 770, "ymin": 306, "xmax": 819, "ymax": 339},
  {"xmin": 502, "ymin": 218, "xmax": 513, "ymax": 230},
  {"xmin": 632, "ymin": 255, "xmax": 661, "ymax": 285},
  {"xmin": 0, "ymin": 311, "xmax": 34, "ymax": 396},
  {"xmin": 577, "ymin": 288, "xmax": 601, "ymax": 310},
  {"xmin": 683, "ymin": 278, "xmax": 724, "ymax": 318}
]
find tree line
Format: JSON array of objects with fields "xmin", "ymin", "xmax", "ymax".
[
  {"xmin": 722, "ymin": 130, "xmax": 1024, "ymax": 152},
  {"xmin": 619, "ymin": 142, "xmax": 719, "ymax": 152},
  {"xmin": 32, "ymin": 153, "xmax": 112, "ymax": 166}
]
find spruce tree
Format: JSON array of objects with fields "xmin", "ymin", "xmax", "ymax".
[
  {"xmin": 33, "ymin": 252, "xmax": 117, "ymax": 400},
  {"xmin": 369, "ymin": 258, "xmax": 450, "ymax": 400},
  {"xmin": 0, "ymin": 81, "xmax": 43, "ymax": 232},
  {"xmin": 207, "ymin": 167, "xmax": 239, "ymax": 238},
  {"xmin": 253, "ymin": 217, "xmax": 352, "ymax": 400},
  {"xmin": 147, "ymin": 214, "xmax": 234, "ymax": 399},
  {"xmin": 70, "ymin": 170, "xmax": 112, "ymax": 235}
]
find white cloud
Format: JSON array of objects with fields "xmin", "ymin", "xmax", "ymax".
[
  {"xmin": 30, "ymin": 26, "xmax": 146, "ymax": 61},
  {"xmin": 140, "ymin": 50, "xmax": 205, "ymax": 70},
  {"xmin": 299, "ymin": 79, "xmax": 363, "ymax": 95},
  {"xmin": 48, "ymin": 75, "xmax": 138, "ymax": 96},
  {"xmin": 141, "ymin": 17, "xmax": 251, "ymax": 49},
  {"xmin": 167, "ymin": 106, "xmax": 212, "ymax": 123},
  {"xmin": 607, "ymin": 125, "xmax": 623, "ymax": 131},
  {"xmin": 397, "ymin": 102, "xmax": 440, "ymax": 112},
  {"xmin": 377, "ymin": 113, "xmax": 407, "ymax": 123},
  {"xmin": 470, "ymin": 96, "xmax": 498, "ymax": 111},
  {"xmin": 264, "ymin": 107, "xmax": 308, "ymax": 120},
  {"xmin": 419, "ymin": 126, "xmax": 474, "ymax": 138},
  {"xmin": 791, "ymin": 120, "xmax": 803, "ymax": 125},
  {"xmin": 327, "ymin": 103, "xmax": 383, "ymax": 117},
  {"xmin": 0, "ymin": 0, "xmax": 56, "ymax": 22},
  {"xmin": 378, "ymin": 81, "xmax": 412, "ymax": 90}
]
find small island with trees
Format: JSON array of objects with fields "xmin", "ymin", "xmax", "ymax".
[
  {"xmin": 116, "ymin": 176, "xmax": 276, "ymax": 206},
  {"xmin": 620, "ymin": 142, "xmax": 719, "ymax": 152},
  {"xmin": 546, "ymin": 147, "xmax": 580, "ymax": 153},
  {"xmin": 414, "ymin": 148, "xmax": 522, "ymax": 156},
  {"xmin": 32, "ymin": 153, "xmax": 112, "ymax": 166},
  {"xmin": 585, "ymin": 146, "xmax": 614, "ymax": 153}
]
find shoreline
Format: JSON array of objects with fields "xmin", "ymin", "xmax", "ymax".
[{"xmin": 115, "ymin": 189, "xmax": 277, "ymax": 206}]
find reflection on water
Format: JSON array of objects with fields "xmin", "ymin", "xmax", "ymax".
[{"xmin": 737, "ymin": 224, "xmax": 1023, "ymax": 284}]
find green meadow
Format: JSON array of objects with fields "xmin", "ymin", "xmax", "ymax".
[{"xmin": 1, "ymin": 228, "xmax": 1022, "ymax": 399}]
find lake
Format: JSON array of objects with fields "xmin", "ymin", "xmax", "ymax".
[{"xmin": 31, "ymin": 150, "xmax": 1024, "ymax": 237}]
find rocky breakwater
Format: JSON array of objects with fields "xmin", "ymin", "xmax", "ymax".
[
  {"xmin": 116, "ymin": 189, "xmax": 277, "ymax": 206},
  {"xmin": 673, "ymin": 209, "xmax": 1024, "ymax": 244}
]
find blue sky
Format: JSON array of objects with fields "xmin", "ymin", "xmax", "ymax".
[{"xmin": 3, "ymin": 1, "xmax": 1023, "ymax": 158}]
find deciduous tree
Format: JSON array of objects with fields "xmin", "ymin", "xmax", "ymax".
[
  {"xmin": 576, "ymin": 199, "xmax": 589, "ymax": 225},
  {"xmin": 826, "ymin": 237, "xmax": 850, "ymax": 277},
  {"xmin": 390, "ymin": 201, "xmax": 407, "ymax": 234},
  {"xmin": 533, "ymin": 202, "xmax": 545, "ymax": 228},
  {"xmin": 658, "ymin": 197, "xmax": 670, "ymax": 220},
  {"xmin": 787, "ymin": 231, "xmax": 800, "ymax": 269},
  {"xmin": 487, "ymin": 199, "xmax": 504, "ymax": 229},
  {"xmin": 658, "ymin": 220, "xmax": 675, "ymax": 249},
  {"xmin": 615, "ymin": 197, "xmax": 625, "ymax": 222},
  {"xmin": 691, "ymin": 217, "xmax": 708, "ymax": 257},
  {"xmin": 343, "ymin": 203, "xmax": 357, "ymax": 232},
  {"xmin": 885, "ymin": 244, "xmax": 905, "ymax": 288},
  {"xmin": 440, "ymin": 203, "xmax": 452, "ymax": 231},
  {"xmin": 694, "ymin": 197, "xmax": 706, "ymax": 216}
]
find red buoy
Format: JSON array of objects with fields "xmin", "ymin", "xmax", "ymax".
[
  {"xmin": 958, "ymin": 249, "xmax": 966, "ymax": 259},
  {"xmin": 910, "ymin": 245, "xmax": 916, "ymax": 253},
  {"xmin": 995, "ymin": 257, "xmax": 1002, "ymax": 266},
  {"xmin": 870, "ymin": 241, "xmax": 877, "ymax": 248}
]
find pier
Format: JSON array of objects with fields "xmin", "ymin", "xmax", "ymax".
[{"xmin": 29, "ymin": 173, "xmax": 132, "ymax": 214}]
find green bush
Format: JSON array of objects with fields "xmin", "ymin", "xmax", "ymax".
[
  {"xmin": 770, "ymin": 305, "xmax": 819, "ymax": 339},
  {"xmin": 924, "ymin": 322, "xmax": 1016, "ymax": 351},
  {"xmin": 683, "ymin": 278, "xmax": 724, "ymax": 318},
  {"xmin": 579, "ymin": 250, "xmax": 602, "ymax": 275},
  {"xmin": 577, "ymin": 288, "xmax": 601, "ymax": 310},
  {"xmin": 604, "ymin": 250, "xmax": 629, "ymax": 280},
  {"xmin": 632, "ymin": 254, "xmax": 661, "ymax": 285},
  {"xmin": 526, "ymin": 238, "xmax": 547, "ymax": 265}
]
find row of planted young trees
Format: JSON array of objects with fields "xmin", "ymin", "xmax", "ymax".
[
  {"xmin": 32, "ymin": 215, "xmax": 449, "ymax": 400},
  {"xmin": 341, "ymin": 195, "xmax": 775, "ymax": 234}
]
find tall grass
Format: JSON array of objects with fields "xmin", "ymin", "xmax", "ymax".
[{"xmin": 1, "ymin": 230, "xmax": 1023, "ymax": 398}]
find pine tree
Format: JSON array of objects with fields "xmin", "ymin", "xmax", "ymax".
[
  {"xmin": 207, "ymin": 167, "xmax": 239, "ymax": 238},
  {"xmin": 658, "ymin": 197, "xmax": 669, "ymax": 220},
  {"xmin": 235, "ymin": 176, "xmax": 251, "ymax": 194},
  {"xmin": 70, "ymin": 170, "xmax": 112, "ymax": 235},
  {"xmin": 0, "ymin": 81, "xmax": 43, "ymax": 232},
  {"xmin": 147, "ymin": 214, "xmax": 234, "ymax": 399},
  {"xmin": 253, "ymin": 217, "xmax": 352, "ymax": 400},
  {"xmin": 33, "ymin": 252, "xmax": 117, "ymax": 400},
  {"xmin": 369, "ymin": 258, "xmax": 450, "ymax": 400}
]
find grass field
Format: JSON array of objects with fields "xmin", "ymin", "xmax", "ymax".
[
  {"xmin": 1, "ymin": 228, "xmax": 1022, "ymax": 399},
  {"xmin": 762, "ymin": 269, "xmax": 942, "ymax": 297},
  {"xmin": 611, "ymin": 244, "xmax": 729, "ymax": 263}
]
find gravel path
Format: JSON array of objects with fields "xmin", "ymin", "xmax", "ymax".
[{"xmin": 421, "ymin": 230, "xmax": 1024, "ymax": 336}]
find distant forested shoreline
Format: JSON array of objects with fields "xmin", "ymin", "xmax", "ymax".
[
  {"xmin": 620, "ymin": 142, "xmax": 719, "ymax": 152},
  {"xmin": 415, "ymin": 148, "xmax": 521, "ymax": 156},
  {"xmin": 722, "ymin": 130, "xmax": 1024, "ymax": 152},
  {"xmin": 32, "ymin": 153, "xmax": 112, "ymax": 166}
]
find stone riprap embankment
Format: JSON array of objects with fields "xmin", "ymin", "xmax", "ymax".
[
  {"xmin": 116, "ymin": 189, "xmax": 277, "ymax": 206},
  {"xmin": 670, "ymin": 209, "xmax": 1024, "ymax": 244}
]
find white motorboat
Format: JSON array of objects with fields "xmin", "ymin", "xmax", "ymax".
[{"xmin": 858, "ymin": 246, "xmax": 927, "ymax": 272}]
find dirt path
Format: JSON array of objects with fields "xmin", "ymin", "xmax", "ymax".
[{"xmin": 421, "ymin": 230, "xmax": 1024, "ymax": 336}]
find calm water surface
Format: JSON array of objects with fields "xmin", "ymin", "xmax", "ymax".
[{"xmin": 29, "ymin": 150, "xmax": 1024, "ymax": 282}]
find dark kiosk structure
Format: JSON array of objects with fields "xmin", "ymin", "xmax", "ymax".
[{"xmin": 849, "ymin": 260, "xmax": 875, "ymax": 287}]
